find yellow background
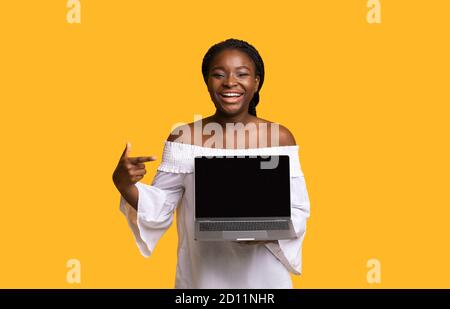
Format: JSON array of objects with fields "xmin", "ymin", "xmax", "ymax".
[{"xmin": 1, "ymin": 0, "xmax": 449, "ymax": 288}]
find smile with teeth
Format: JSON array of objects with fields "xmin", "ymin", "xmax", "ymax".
[
  {"xmin": 220, "ymin": 92, "xmax": 244, "ymax": 103},
  {"xmin": 221, "ymin": 93, "xmax": 242, "ymax": 97}
]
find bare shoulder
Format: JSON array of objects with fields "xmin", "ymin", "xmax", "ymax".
[
  {"xmin": 254, "ymin": 117, "xmax": 296, "ymax": 147},
  {"xmin": 166, "ymin": 121, "xmax": 198, "ymax": 144},
  {"xmin": 166, "ymin": 123, "xmax": 193, "ymax": 143},
  {"xmin": 277, "ymin": 124, "xmax": 297, "ymax": 146}
]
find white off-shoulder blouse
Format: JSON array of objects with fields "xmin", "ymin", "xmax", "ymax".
[{"xmin": 119, "ymin": 141, "xmax": 311, "ymax": 289}]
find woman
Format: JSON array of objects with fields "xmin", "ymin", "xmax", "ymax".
[{"xmin": 112, "ymin": 38, "xmax": 310, "ymax": 288}]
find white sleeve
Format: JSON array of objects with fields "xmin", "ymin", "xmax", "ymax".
[
  {"xmin": 119, "ymin": 170, "xmax": 185, "ymax": 257},
  {"xmin": 264, "ymin": 164, "xmax": 311, "ymax": 275}
]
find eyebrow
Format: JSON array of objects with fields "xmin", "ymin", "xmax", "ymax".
[{"xmin": 210, "ymin": 65, "xmax": 251, "ymax": 71}]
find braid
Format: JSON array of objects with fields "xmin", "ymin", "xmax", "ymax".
[
  {"xmin": 248, "ymin": 92, "xmax": 258, "ymax": 116},
  {"xmin": 201, "ymin": 38, "xmax": 265, "ymax": 117}
]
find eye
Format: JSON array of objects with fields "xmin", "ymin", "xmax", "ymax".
[
  {"xmin": 238, "ymin": 73, "xmax": 249, "ymax": 77},
  {"xmin": 211, "ymin": 73, "xmax": 224, "ymax": 78}
]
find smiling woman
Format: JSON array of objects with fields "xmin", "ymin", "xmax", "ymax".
[
  {"xmin": 113, "ymin": 38, "xmax": 311, "ymax": 288},
  {"xmin": 202, "ymin": 39, "xmax": 264, "ymax": 118}
]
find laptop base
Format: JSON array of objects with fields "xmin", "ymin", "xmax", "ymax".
[{"xmin": 195, "ymin": 220, "xmax": 297, "ymax": 241}]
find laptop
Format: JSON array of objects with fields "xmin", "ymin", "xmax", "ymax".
[{"xmin": 194, "ymin": 155, "xmax": 296, "ymax": 241}]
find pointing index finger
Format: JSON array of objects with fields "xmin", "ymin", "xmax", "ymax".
[{"xmin": 128, "ymin": 156, "xmax": 157, "ymax": 164}]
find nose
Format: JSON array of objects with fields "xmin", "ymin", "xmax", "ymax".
[{"xmin": 223, "ymin": 74, "xmax": 238, "ymax": 87}]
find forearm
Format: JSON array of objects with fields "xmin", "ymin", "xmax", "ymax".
[{"xmin": 118, "ymin": 184, "xmax": 139, "ymax": 210}]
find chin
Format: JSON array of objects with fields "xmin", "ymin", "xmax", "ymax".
[{"xmin": 217, "ymin": 103, "xmax": 245, "ymax": 116}]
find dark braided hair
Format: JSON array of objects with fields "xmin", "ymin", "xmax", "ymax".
[{"xmin": 201, "ymin": 38, "xmax": 265, "ymax": 116}]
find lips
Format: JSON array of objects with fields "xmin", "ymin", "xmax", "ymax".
[{"xmin": 219, "ymin": 92, "xmax": 244, "ymax": 103}]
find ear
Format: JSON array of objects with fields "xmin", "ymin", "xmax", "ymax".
[{"xmin": 254, "ymin": 75, "xmax": 260, "ymax": 93}]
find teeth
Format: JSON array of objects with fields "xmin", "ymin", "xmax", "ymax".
[{"xmin": 222, "ymin": 93, "xmax": 242, "ymax": 97}]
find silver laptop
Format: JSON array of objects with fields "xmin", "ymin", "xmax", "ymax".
[{"xmin": 194, "ymin": 155, "xmax": 296, "ymax": 241}]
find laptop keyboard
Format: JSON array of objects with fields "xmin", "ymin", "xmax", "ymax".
[{"xmin": 199, "ymin": 221, "xmax": 289, "ymax": 231}]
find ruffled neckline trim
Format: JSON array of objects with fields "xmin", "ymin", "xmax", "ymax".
[
  {"xmin": 157, "ymin": 141, "xmax": 303, "ymax": 176},
  {"xmin": 164, "ymin": 141, "xmax": 299, "ymax": 151}
]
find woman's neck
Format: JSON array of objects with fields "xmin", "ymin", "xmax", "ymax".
[{"xmin": 211, "ymin": 110, "xmax": 255, "ymax": 128}]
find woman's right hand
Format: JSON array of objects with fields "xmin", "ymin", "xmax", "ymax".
[{"xmin": 112, "ymin": 142, "xmax": 157, "ymax": 191}]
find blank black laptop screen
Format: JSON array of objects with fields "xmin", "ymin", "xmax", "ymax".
[{"xmin": 195, "ymin": 155, "xmax": 291, "ymax": 218}]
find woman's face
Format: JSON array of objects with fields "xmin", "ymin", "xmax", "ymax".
[{"xmin": 207, "ymin": 49, "xmax": 260, "ymax": 117}]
